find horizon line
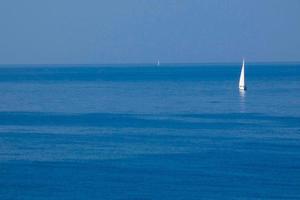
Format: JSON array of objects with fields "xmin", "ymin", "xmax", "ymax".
[{"xmin": 0, "ymin": 61, "xmax": 300, "ymax": 67}]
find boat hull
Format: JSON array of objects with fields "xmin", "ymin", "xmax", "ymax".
[{"xmin": 239, "ymin": 86, "xmax": 247, "ymax": 90}]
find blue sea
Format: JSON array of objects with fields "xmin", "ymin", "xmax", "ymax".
[{"xmin": 0, "ymin": 63, "xmax": 300, "ymax": 199}]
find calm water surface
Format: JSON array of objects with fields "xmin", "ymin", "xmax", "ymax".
[{"xmin": 0, "ymin": 64, "xmax": 300, "ymax": 199}]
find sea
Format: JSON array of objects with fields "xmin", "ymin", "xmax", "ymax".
[{"xmin": 0, "ymin": 63, "xmax": 299, "ymax": 199}]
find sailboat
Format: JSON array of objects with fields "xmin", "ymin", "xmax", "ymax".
[
  {"xmin": 239, "ymin": 59, "xmax": 247, "ymax": 90},
  {"xmin": 157, "ymin": 60, "xmax": 160, "ymax": 66}
]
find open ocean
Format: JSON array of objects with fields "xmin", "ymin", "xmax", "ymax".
[{"xmin": 0, "ymin": 63, "xmax": 300, "ymax": 199}]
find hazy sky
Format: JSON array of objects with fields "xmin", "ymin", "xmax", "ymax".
[{"xmin": 0, "ymin": 0, "xmax": 299, "ymax": 64}]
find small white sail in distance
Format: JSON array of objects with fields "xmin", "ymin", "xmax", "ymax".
[
  {"xmin": 239, "ymin": 59, "xmax": 247, "ymax": 90},
  {"xmin": 157, "ymin": 60, "xmax": 160, "ymax": 66}
]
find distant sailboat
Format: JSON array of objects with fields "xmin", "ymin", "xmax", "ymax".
[
  {"xmin": 239, "ymin": 59, "xmax": 247, "ymax": 90},
  {"xmin": 157, "ymin": 60, "xmax": 160, "ymax": 66}
]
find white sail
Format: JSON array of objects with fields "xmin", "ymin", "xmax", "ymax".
[
  {"xmin": 239, "ymin": 59, "xmax": 246, "ymax": 90},
  {"xmin": 157, "ymin": 60, "xmax": 160, "ymax": 66}
]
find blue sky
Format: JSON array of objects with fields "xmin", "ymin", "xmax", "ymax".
[{"xmin": 0, "ymin": 0, "xmax": 299, "ymax": 64}]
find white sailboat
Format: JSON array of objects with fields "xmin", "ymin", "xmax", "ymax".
[
  {"xmin": 157, "ymin": 60, "xmax": 160, "ymax": 66},
  {"xmin": 239, "ymin": 59, "xmax": 247, "ymax": 90}
]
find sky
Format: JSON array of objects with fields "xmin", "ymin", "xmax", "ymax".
[{"xmin": 0, "ymin": 0, "xmax": 299, "ymax": 64}]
